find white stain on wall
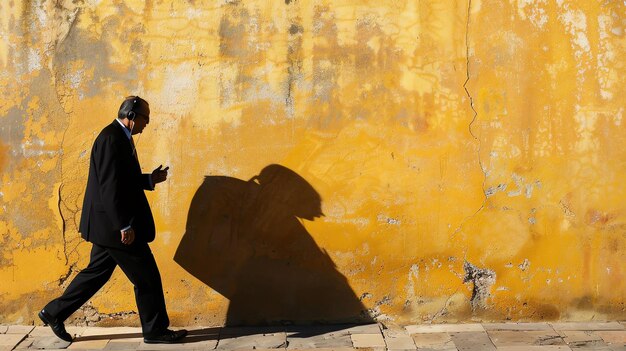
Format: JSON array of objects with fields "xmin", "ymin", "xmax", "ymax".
[
  {"xmin": 154, "ymin": 62, "xmax": 200, "ymax": 121},
  {"xmin": 596, "ymin": 14, "xmax": 617, "ymax": 100},
  {"xmin": 516, "ymin": 0, "xmax": 549, "ymax": 29},
  {"xmin": 559, "ymin": 7, "xmax": 590, "ymax": 58},
  {"xmin": 27, "ymin": 49, "xmax": 41, "ymax": 73}
]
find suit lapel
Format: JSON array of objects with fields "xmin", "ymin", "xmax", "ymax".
[{"xmin": 111, "ymin": 120, "xmax": 142, "ymax": 172}]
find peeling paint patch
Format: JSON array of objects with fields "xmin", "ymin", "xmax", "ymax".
[
  {"xmin": 507, "ymin": 174, "xmax": 541, "ymax": 198},
  {"xmin": 518, "ymin": 259, "xmax": 530, "ymax": 271},
  {"xmin": 463, "ymin": 261, "xmax": 496, "ymax": 311},
  {"xmin": 377, "ymin": 214, "xmax": 401, "ymax": 226},
  {"xmin": 485, "ymin": 183, "xmax": 507, "ymax": 197}
]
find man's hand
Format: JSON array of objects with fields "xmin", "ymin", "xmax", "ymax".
[
  {"xmin": 151, "ymin": 165, "xmax": 169, "ymax": 185},
  {"xmin": 121, "ymin": 227, "xmax": 135, "ymax": 245}
]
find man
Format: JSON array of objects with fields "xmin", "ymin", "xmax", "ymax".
[{"xmin": 38, "ymin": 96, "xmax": 187, "ymax": 344}]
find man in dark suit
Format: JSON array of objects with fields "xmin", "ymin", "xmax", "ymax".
[{"xmin": 38, "ymin": 96, "xmax": 187, "ymax": 344}]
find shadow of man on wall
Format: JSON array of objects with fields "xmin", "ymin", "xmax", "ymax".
[{"xmin": 174, "ymin": 164, "xmax": 371, "ymax": 326}]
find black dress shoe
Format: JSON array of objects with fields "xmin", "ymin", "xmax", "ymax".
[
  {"xmin": 38, "ymin": 309, "xmax": 72, "ymax": 342},
  {"xmin": 143, "ymin": 329, "xmax": 188, "ymax": 344}
]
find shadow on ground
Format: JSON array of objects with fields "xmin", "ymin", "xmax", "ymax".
[{"xmin": 72, "ymin": 324, "xmax": 378, "ymax": 344}]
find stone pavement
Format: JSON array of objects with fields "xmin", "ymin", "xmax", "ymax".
[{"xmin": 1, "ymin": 322, "xmax": 625, "ymax": 351}]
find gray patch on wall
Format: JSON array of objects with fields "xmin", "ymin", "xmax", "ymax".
[
  {"xmin": 218, "ymin": 9, "xmax": 250, "ymax": 58},
  {"xmin": 0, "ymin": 107, "xmax": 26, "ymax": 146},
  {"xmin": 463, "ymin": 261, "xmax": 496, "ymax": 310},
  {"xmin": 52, "ymin": 22, "xmax": 140, "ymax": 99}
]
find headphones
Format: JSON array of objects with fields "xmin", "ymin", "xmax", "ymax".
[
  {"xmin": 127, "ymin": 97, "xmax": 138, "ymax": 121},
  {"xmin": 127, "ymin": 97, "xmax": 140, "ymax": 156}
]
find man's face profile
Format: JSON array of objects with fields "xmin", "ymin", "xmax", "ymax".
[{"xmin": 131, "ymin": 103, "xmax": 150, "ymax": 135}]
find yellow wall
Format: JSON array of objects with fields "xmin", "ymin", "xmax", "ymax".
[{"xmin": 0, "ymin": 0, "xmax": 624, "ymax": 326}]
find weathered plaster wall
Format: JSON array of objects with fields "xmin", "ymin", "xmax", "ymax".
[{"xmin": 0, "ymin": 0, "xmax": 624, "ymax": 326}]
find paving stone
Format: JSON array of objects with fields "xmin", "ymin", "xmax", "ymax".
[
  {"xmin": 80, "ymin": 327, "xmax": 143, "ymax": 337},
  {"xmin": 187, "ymin": 326, "xmax": 221, "ymax": 336},
  {"xmin": 559, "ymin": 331, "xmax": 603, "ymax": 343},
  {"xmin": 570, "ymin": 345, "xmax": 613, "ymax": 350},
  {"xmin": 406, "ymin": 324, "xmax": 484, "ymax": 334},
  {"xmin": 7, "ymin": 326, "xmax": 35, "ymax": 334},
  {"xmin": 483, "ymin": 323, "xmax": 554, "ymax": 331},
  {"xmin": 385, "ymin": 336, "xmax": 417, "ymax": 350},
  {"xmin": 13, "ymin": 336, "xmax": 36, "ymax": 349},
  {"xmin": 449, "ymin": 332, "xmax": 497, "ymax": 351},
  {"xmin": 411, "ymin": 333, "xmax": 456, "ymax": 350},
  {"xmin": 29, "ymin": 326, "xmax": 87, "ymax": 341},
  {"xmin": 220, "ymin": 326, "xmax": 282, "ymax": 336},
  {"xmin": 29, "ymin": 326, "xmax": 56, "ymax": 337},
  {"xmin": 217, "ymin": 332, "xmax": 287, "ymax": 350},
  {"xmin": 66, "ymin": 327, "xmax": 88, "ymax": 339},
  {"xmin": 551, "ymin": 323, "xmax": 625, "ymax": 331},
  {"xmin": 183, "ymin": 327, "xmax": 220, "ymax": 347},
  {"xmin": 488, "ymin": 330, "xmax": 565, "ymax": 346},
  {"xmin": 155, "ymin": 329, "xmax": 220, "ymax": 351},
  {"xmin": 138, "ymin": 341, "xmax": 200, "ymax": 350},
  {"xmin": 74, "ymin": 327, "xmax": 143, "ymax": 344},
  {"xmin": 32, "ymin": 327, "xmax": 84, "ymax": 342},
  {"xmin": 78, "ymin": 327, "xmax": 110, "ymax": 337},
  {"xmin": 32, "ymin": 336, "xmax": 72, "ymax": 349},
  {"xmin": 383, "ymin": 325, "xmax": 411, "ymax": 338},
  {"xmin": 286, "ymin": 325, "xmax": 352, "ymax": 337},
  {"xmin": 555, "ymin": 330, "xmax": 616, "ymax": 350},
  {"xmin": 103, "ymin": 340, "xmax": 142, "ymax": 350},
  {"xmin": 0, "ymin": 333, "xmax": 28, "ymax": 349},
  {"xmin": 287, "ymin": 331, "xmax": 353, "ymax": 349},
  {"xmin": 566, "ymin": 339, "xmax": 612, "ymax": 350},
  {"xmin": 343, "ymin": 324, "xmax": 382, "ymax": 334},
  {"xmin": 595, "ymin": 331, "xmax": 626, "ymax": 345},
  {"xmin": 182, "ymin": 339, "xmax": 219, "ymax": 350},
  {"xmin": 496, "ymin": 347, "xmax": 573, "ymax": 351},
  {"xmin": 351, "ymin": 333, "xmax": 385, "ymax": 348},
  {"xmin": 67, "ymin": 338, "xmax": 110, "ymax": 349}
]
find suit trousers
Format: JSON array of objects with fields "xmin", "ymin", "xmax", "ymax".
[{"xmin": 44, "ymin": 242, "xmax": 170, "ymax": 337}]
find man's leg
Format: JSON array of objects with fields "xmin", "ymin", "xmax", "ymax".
[
  {"xmin": 106, "ymin": 243, "xmax": 169, "ymax": 337},
  {"xmin": 44, "ymin": 244, "xmax": 117, "ymax": 321}
]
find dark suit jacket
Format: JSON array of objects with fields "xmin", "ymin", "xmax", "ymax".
[{"xmin": 79, "ymin": 120, "xmax": 156, "ymax": 248}]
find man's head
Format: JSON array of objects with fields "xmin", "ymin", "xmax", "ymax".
[{"xmin": 118, "ymin": 96, "xmax": 150, "ymax": 135}]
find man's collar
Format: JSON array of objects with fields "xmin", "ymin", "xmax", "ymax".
[{"xmin": 115, "ymin": 118, "xmax": 132, "ymax": 140}]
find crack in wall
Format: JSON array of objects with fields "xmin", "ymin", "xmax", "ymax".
[
  {"xmin": 57, "ymin": 183, "xmax": 69, "ymax": 265},
  {"xmin": 52, "ymin": 25, "xmax": 79, "ymax": 283},
  {"xmin": 54, "ymin": 88, "xmax": 74, "ymax": 272},
  {"xmin": 58, "ymin": 263, "xmax": 76, "ymax": 287},
  {"xmin": 429, "ymin": 287, "xmax": 460, "ymax": 322},
  {"xmin": 451, "ymin": 0, "xmax": 488, "ymax": 243}
]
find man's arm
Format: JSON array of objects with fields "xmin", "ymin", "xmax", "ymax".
[
  {"xmin": 141, "ymin": 174, "xmax": 154, "ymax": 191},
  {"xmin": 95, "ymin": 135, "xmax": 133, "ymax": 231}
]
